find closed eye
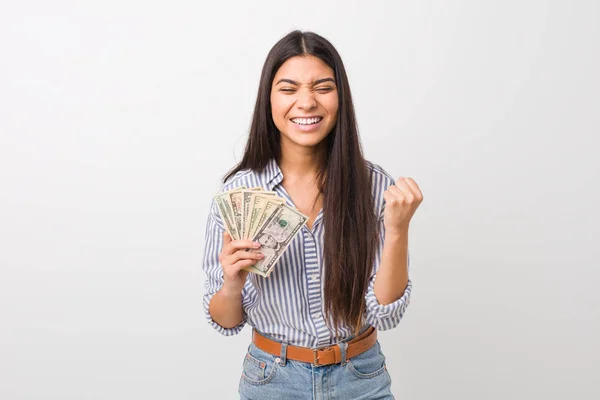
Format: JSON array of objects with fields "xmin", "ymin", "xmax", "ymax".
[{"xmin": 279, "ymin": 87, "xmax": 334, "ymax": 93}]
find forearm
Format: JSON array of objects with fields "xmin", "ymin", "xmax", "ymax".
[
  {"xmin": 373, "ymin": 227, "xmax": 410, "ymax": 305},
  {"xmin": 208, "ymin": 283, "xmax": 245, "ymax": 329}
]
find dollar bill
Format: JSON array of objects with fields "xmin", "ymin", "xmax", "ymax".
[
  {"xmin": 213, "ymin": 186, "xmax": 246, "ymax": 239},
  {"xmin": 214, "ymin": 194, "xmax": 239, "ymax": 239},
  {"xmin": 241, "ymin": 188, "xmax": 268, "ymax": 239},
  {"xmin": 243, "ymin": 191, "xmax": 277, "ymax": 239},
  {"xmin": 248, "ymin": 196, "xmax": 285, "ymax": 241},
  {"xmin": 243, "ymin": 204, "xmax": 308, "ymax": 277},
  {"xmin": 229, "ymin": 190, "xmax": 244, "ymax": 239},
  {"xmin": 229, "ymin": 187, "xmax": 263, "ymax": 239}
]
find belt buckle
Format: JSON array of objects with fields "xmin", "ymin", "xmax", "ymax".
[{"xmin": 312, "ymin": 348, "xmax": 320, "ymax": 367}]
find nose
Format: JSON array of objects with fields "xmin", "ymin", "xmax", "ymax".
[{"xmin": 296, "ymin": 89, "xmax": 317, "ymax": 111}]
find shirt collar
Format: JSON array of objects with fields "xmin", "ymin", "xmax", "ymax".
[{"xmin": 262, "ymin": 157, "xmax": 283, "ymax": 190}]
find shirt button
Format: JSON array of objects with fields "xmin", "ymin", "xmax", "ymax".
[
  {"xmin": 313, "ymin": 313, "xmax": 321, "ymax": 319},
  {"xmin": 310, "ymin": 274, "xmax": 319, "ymax": 281}
]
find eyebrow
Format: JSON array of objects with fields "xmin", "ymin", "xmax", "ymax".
[{"xmin": 275, "ymin": 78, "xmax": 336, "ymax": 86}]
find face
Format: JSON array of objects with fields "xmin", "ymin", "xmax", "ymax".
[
  {"xmin": 258, "ymin": 233, "xmax": 277, "ymax": 248},
  {"xmin": 270, "ymin": 55, "xmax": 339, "ymax": 149}
]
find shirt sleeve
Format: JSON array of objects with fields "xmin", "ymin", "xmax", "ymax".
[
  {"xmin": 364, "ymin": 214, "xmax": 412, "ymax": 331},
  {"xmin": 201, "ymin": 199, "xmax": 248, "ymax": 336}
]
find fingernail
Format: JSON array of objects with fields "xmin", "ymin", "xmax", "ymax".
[
  {"xmin": 258, "ymin": 253, "xmax": 265, "ymax": 258},
  {"xmin": 254, "ymin": 242, "xmax": 261, "ymax": 248},
  {"xmin": 399, "ymin": 176, "xmax": 405, "ymax": 180}
]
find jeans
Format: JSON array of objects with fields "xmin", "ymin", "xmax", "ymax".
[{"xmin": 238, "ymin": 331, "xmax": 395, "ymax": 400}]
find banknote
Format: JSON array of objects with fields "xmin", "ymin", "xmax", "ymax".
[
  {"xmin": 230, "ymin": 187, "xmax": 263, "ymax": 239},
  {"xmin": 229, "ymin": 190, "xmax": 244, "ymax": 239},
  {"xmin": 214, "ymin": 195, "xmax": 237, "ymax": 239},
  {"xmin": 243, "ymin": 204, "xmax": 308, "ymax": 277},
  {"xmin": 242, "ymin": 190, "xmax": 276, "ymax": 240},
  {"xmin": 248, "ymin": 196, "xmax": 285, "ymax": 241},
  {"xmin": 213, "ymin": 186, "xmax": 246, "ymax": 239}
]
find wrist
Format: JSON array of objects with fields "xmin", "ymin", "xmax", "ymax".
[
  {"xmin": 385, "ymin": 225, "xmax": 409, "ymax": 240},
  {"xmin": 221, "ymin": 281, "xmax": 243, "ymax": 297}
]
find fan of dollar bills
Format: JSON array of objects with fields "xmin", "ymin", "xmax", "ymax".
[{"xmin": 213, "ymin": 186, "xmax": 309, "ymax": 277}]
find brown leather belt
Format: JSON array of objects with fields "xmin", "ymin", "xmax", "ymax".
[{"xmin": 252, "ymin": 326, "xmax": 377, "ymax": 366}]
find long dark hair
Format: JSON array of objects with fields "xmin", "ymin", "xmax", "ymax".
[{"xmin": 224, "ymin": 30, "xmax": 378, "ymax": 334}]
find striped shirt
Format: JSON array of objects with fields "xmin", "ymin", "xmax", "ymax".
[{"xmin": 202, "ymin": 157, "xmax": 412, "ymax": 347}]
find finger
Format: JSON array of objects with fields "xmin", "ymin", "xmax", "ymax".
[
  {"xmin": 230, "ymin": 239, "xmax": 261, "ymax": 251},
  {"xmin": 225, "ymin": 249, "xmax": 264, "ymax": 265},
  {"xmin": 389, "ymin": 184, "xmax": 414, "ymax": 203},
  {"xmin": 231, "ymin": 258, "xmax": 261, "ymax": 272},
  {"xmin": 394, "ymin": 177, "xmax": 414, "ymax": 195},
  {"xmin": 395, "ymin": 176, "xmax": 412, "ymax": 193},
  {"xmin": 383, "ymin": 189, "xmax": 391, "ymax": 202},
  {"xmin": 404, "ymin": 178, "xmax": 423, "ymax": 200},
  {"xmin": 383, "ymin": 189, "xmax": 397, "ymax": 204},
  {"xmin": 388, "ymin": 185, "xmax": 407, "ymax": 198},
  {"xmin": 223, "ymin": 231, "xmax": 232, "ymax": 244},
  {"xmin": 221, "ymin": 231, "xmax": 235, "ymax": 255},
  {"xmin": 234, "ymin": 249, "xmax": 265, "ymax": 260}
]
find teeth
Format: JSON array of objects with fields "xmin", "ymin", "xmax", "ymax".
[{"xmin": 291, "ymin": 117, "xmax": 322, "ymax": 125}]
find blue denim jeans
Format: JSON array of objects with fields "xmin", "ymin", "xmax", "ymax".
[{"xmin": 238, "ymin": 331, "xmax": 395, "ymax": 399}]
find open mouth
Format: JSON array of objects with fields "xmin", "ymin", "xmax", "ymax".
[{"xmin": 290, "ymin": 116, "xmax": 323, "ymax": 126}]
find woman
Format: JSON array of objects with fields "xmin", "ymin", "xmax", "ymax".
[{"xmin": 202, "ymin": 30, "xmax": 423, "ymax": 399}]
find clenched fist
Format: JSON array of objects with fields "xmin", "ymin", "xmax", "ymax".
[{"xmin": 382, "ymin": 177, "xmax": 424, "ymax": 235}]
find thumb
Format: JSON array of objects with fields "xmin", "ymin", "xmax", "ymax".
[
  {"xmin": 240, "ymin": 268, "xmax": 250, "ymax": 280},
  {"xmin": 222, "ymin": 230, "xmax": 232, "ymax": 244}
]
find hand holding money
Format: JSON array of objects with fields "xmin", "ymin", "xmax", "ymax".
[
  {"xmin": 218, "ymin": 231, "xmax": 265, "ymax": 293},
  {"xmin": 214, "ymin": 186, "xmax": 308, "ymax": 277}
]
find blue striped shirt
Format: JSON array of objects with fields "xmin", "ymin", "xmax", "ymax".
[{"xmin": 202, "ymin": 157, "xmax": 412, "ymax": 347}]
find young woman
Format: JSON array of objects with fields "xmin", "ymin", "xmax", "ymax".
[{"xmin": 202, "ymin": 30, "xmax": 423, "ymax": 399}]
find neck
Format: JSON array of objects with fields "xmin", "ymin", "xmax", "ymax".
[{"xmin": 278, "ymin": 139, "xmax": 327, "ymax": 181}]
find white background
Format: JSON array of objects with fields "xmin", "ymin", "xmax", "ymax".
[{"xmin": 1, "ymin": 1, "xmax": 599, "ymax": 399}]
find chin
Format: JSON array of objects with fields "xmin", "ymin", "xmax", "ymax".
[{"xmin": 283, "ymin": 131, "xmax": 329, "ymax": 148}]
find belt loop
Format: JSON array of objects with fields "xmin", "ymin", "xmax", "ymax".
[
  {"xmin": 337, "ymin": 341, "xmax": 348, "ymax": 366},
  {"xmin": 279, "ymin": 342, "xmax": 288, "ymax": 366}
]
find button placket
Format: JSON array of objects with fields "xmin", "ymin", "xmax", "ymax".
[
  {"xmin": 311, "ymin": 227, "xmax": 329, "ymax": 346},
  {"xmin": 303, "ymin": 229, "xmax": 326, "ymax": 343}
]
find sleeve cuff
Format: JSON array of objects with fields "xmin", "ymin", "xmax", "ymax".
[{"xmin": 365, "ymin": 279, "xmax": 412, "ymax": 330}]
